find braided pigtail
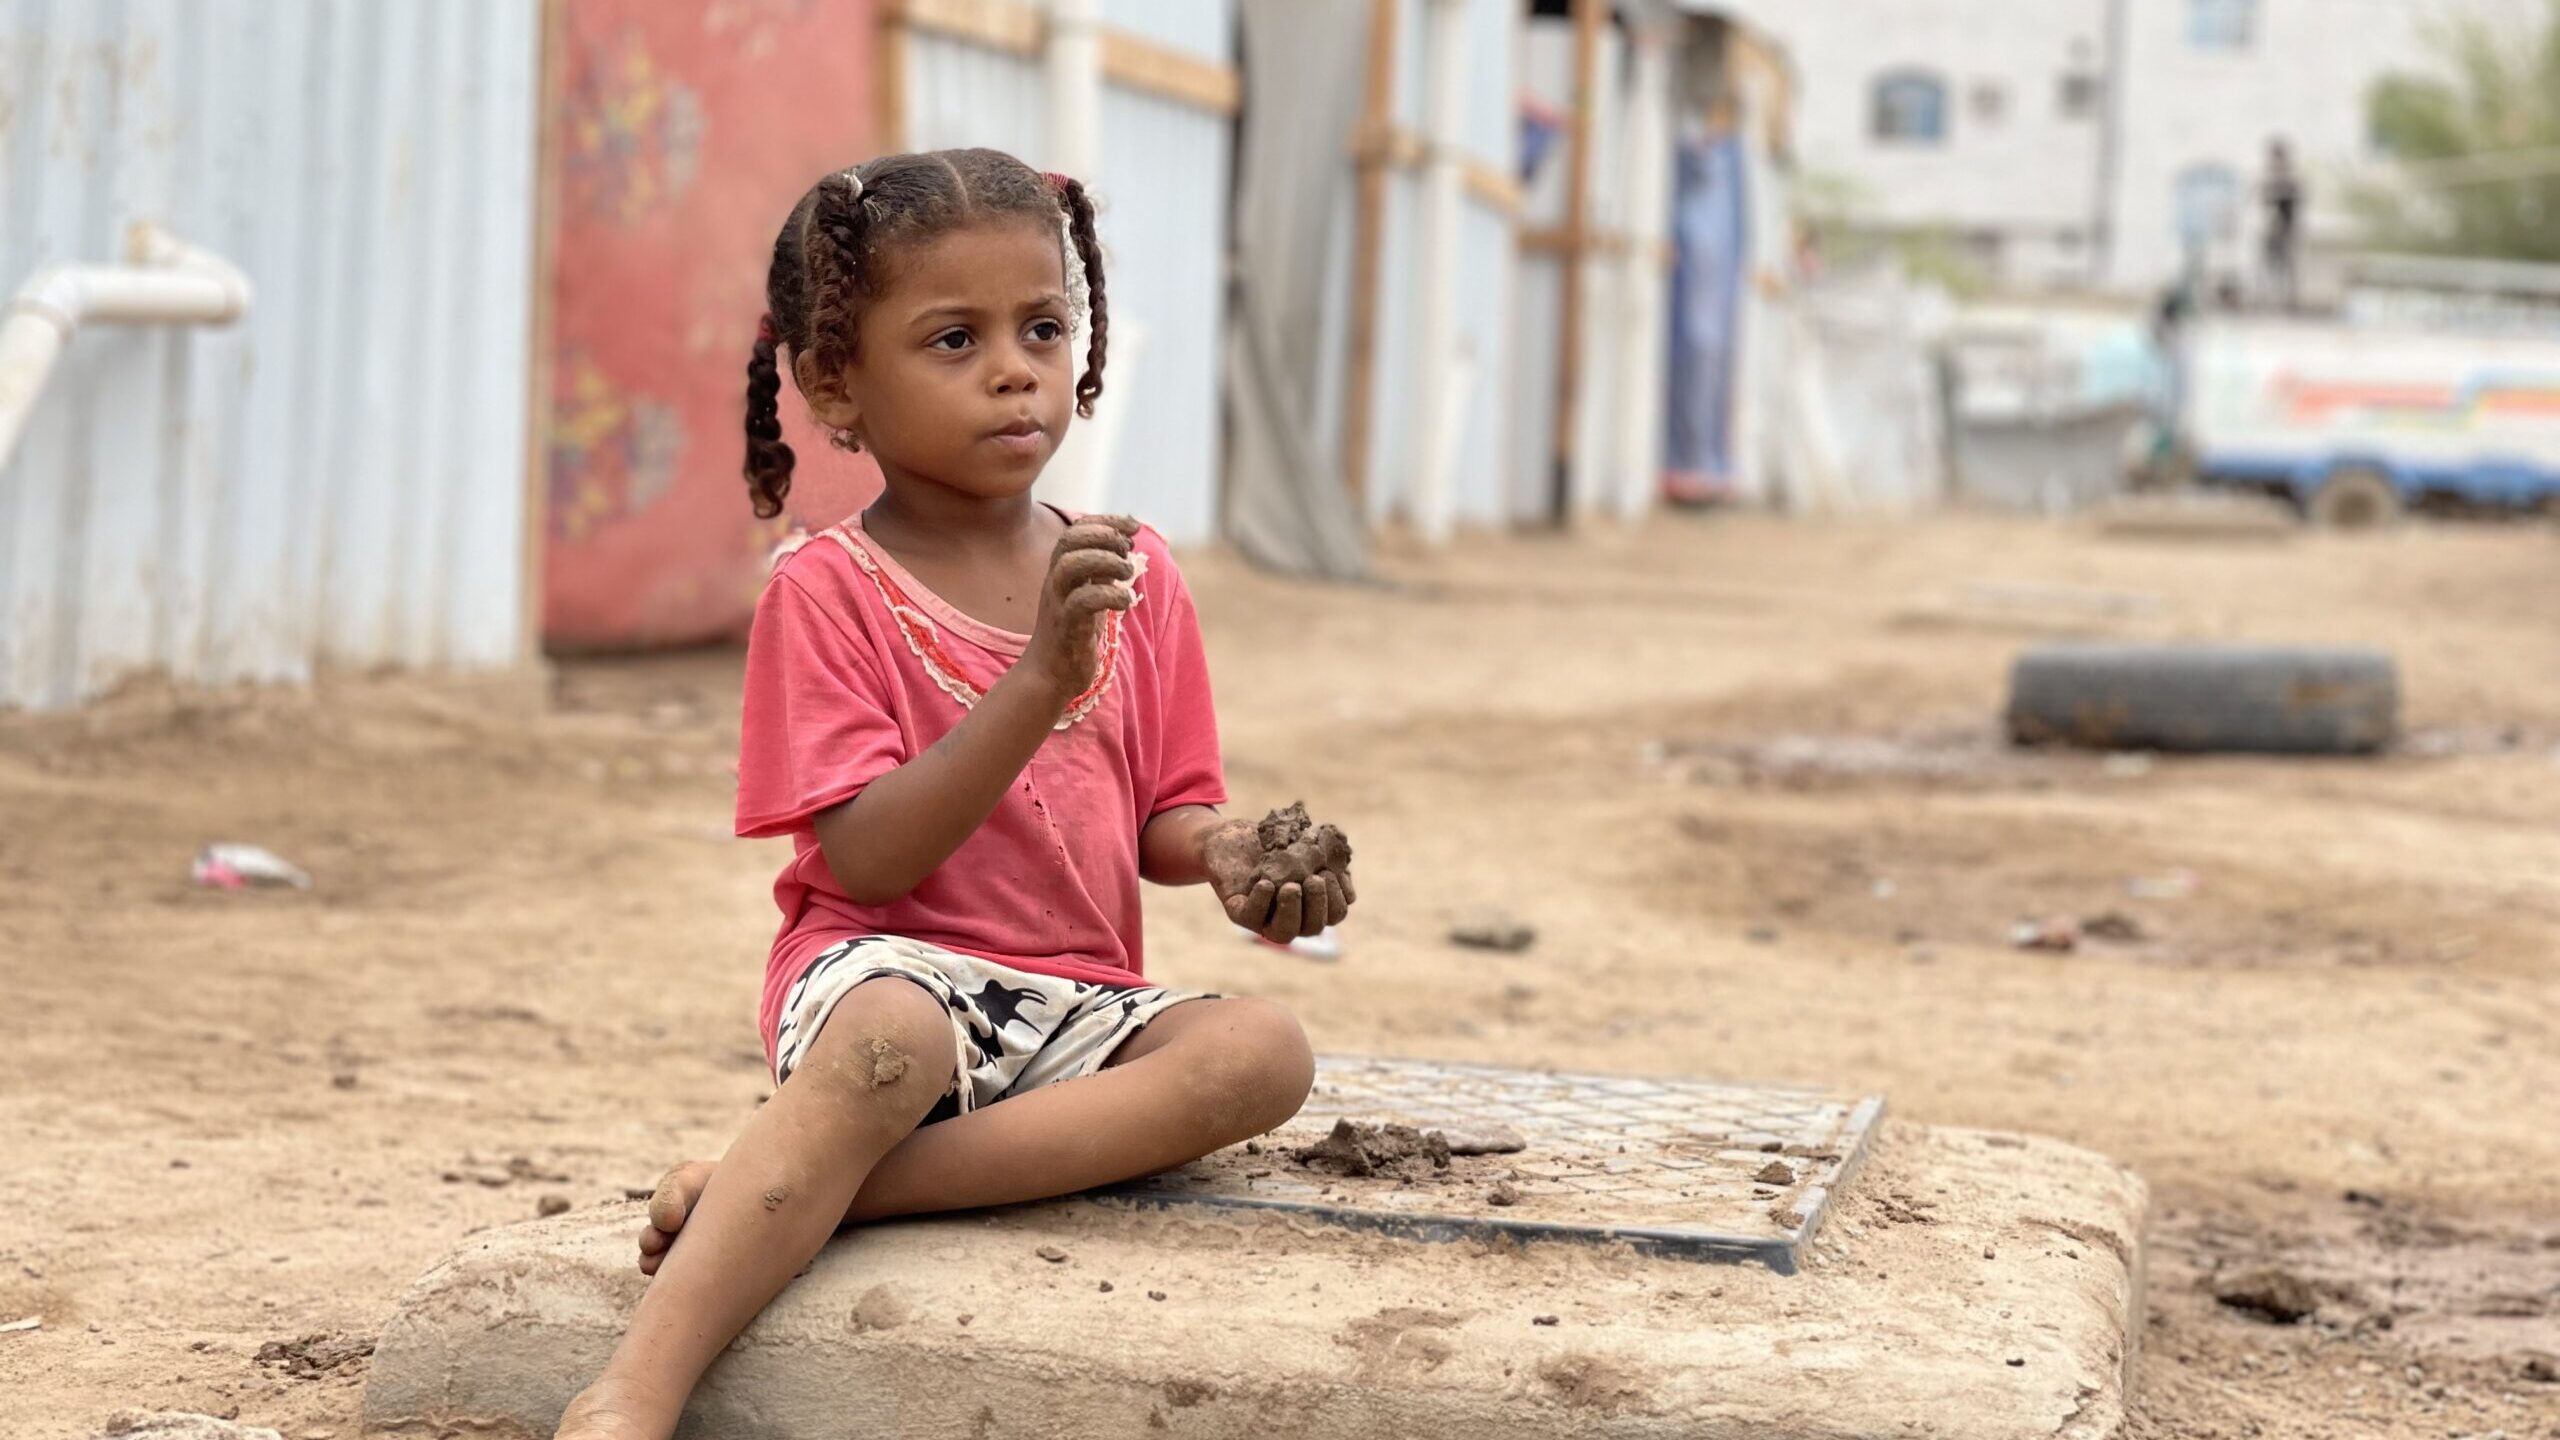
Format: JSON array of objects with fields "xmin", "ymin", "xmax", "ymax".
[
  {"xmin": 743, "ymin": 318, "xmax": 793, "ymax": 519},
  {"xmin": 1055, "ymin": 176, "xmax": 1109, "ymax": 418},
  {"xmin": 805, "ymin": 168, "xmax": 877, "ymax": 451}
]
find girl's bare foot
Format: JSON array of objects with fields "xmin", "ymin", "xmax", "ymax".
[
  {"xmin": 637, "ymin": 1161, "xmax": 716, "ymax": 1276},
  {"xmin": 555, "ymin": 1373, "xmax": 683, "ymax": 1440}
]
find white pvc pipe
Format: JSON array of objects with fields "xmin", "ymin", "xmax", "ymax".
[
  {"xmin": 1410, "ymin": 0, "xmax": 1471, "ymax": 547},
  {"xmin": 0, "ymin": 222, "xmax": 250, "ymax": 475},
  {"xmin": 1047, "ymin": 0, "xmax": 1101, "ymax": 182},
  {"xmin": 1037, "ymin": 0, "xmax": 1108, "ymax": 511}
]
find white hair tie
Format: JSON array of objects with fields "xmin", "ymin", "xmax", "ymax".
[{"xmin": 1060, "ymin": 211, "xmax": 1091, "ymax": 342}]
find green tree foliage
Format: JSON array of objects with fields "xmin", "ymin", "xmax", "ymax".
[
  {"xmin": 1796, "ymin": 168, "xmax": 1992, "ymax": 297},
  {"xmin": 2355, "ymin": 0, "xmax": 2560, "ymax": 260}
]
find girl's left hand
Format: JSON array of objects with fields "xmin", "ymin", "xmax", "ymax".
[{"xmin": 1203, "ymin": 816, "xmax": 1355, "ymax": 944}]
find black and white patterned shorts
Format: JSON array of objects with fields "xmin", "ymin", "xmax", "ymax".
[{"xmin": 772, "ymin": 936, "xmax": 1213, "ymax": 1121}]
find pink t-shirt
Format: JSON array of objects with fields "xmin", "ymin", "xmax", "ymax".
[{"xmin": 735, "ymin": 513, "xmax": 1226, "ymax": 1066}]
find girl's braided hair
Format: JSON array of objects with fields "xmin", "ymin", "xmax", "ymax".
[{"xmin": 743, "ymin": 148, "xmax": 1110, "ymax": 519}]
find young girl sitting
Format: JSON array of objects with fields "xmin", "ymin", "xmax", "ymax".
[{"xmin": 556, "ymin": 148, "xmax": 1355, "ymax": 1440}]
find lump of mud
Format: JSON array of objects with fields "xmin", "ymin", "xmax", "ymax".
[
  {"xmin": 254, "ymin": 1331, "xmax": 375, "ymax": 1378},
  {"xmin": 2081, "ymin": 911, "xmax": 2146, "ymax": 943},
  {"xmin": 1254, "ymin": 802, "xmax": 1353, "ymax": 885},
  {"xmin": 2210, "ymin": 1267, "xmax": 2324, "ymax": 1324},
  {"xmin": 1448, "ymin": 910, "xmax": 1536, "ymax": 953},
  {"xmin": 864, "ymin": 1036, "xmax": 909, "ymax": 1088},
  {"xmin": 1292, "ymin": 1119, "xmax": 1451, "ymax": 1180},
  {"xmin": 1257, "ymin": 801, "xmax": 1313, "ymax": 851}
]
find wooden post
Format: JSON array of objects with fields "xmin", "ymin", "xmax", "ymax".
[
  {"xmin": 1341, "ymin": 0, "xmax": 1398, "ymax": 509},
  {"xmin": 877, "ymin": 0, "xmax": 913, "ymax": 154},
  {"xmin": 1548, "ymin": 0, "xmax": 1602, "ymax": 525}
]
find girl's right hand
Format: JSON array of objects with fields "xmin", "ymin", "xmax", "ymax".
[{"xmin": 1024, "ymin": 514, "xmax": 1143, "ymax": 703}]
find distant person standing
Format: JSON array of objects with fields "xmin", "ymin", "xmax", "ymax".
[
  {"xmin": 2260, "ymin": 139, "xmax": 2302, "ymax": 310},
  {"xmin": 1664, "ymin": 94, "xmax": 1749, "ymax": 505}
]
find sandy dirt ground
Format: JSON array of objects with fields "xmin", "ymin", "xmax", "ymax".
[{"xmin": 3, "ymin": 513, "xmax": 2557, "ymax": 1439}]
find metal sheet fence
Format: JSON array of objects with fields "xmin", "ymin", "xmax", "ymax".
[
  {"xmin": 1354, "ymin": 0, "xmax": 1521, "ymax": 530},
  {"xmin": 0, "ymin": 0, "xmax": 540, "ymax": 709},
  {"xmin": 903, "ymin": 14, "xmax": 1234, "ymax": 545}
]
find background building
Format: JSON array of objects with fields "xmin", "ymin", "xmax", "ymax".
[{"xmin": 1719, "ymin": 0, "xmax": 2546, "ymax": 295}]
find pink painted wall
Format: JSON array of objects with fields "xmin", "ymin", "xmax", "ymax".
[{"xmin": 544, "ymin": 0, "xmax": 885, "ymax": 650}]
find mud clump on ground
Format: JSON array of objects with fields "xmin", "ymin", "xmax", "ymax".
[
  {"xmin": 252, "ymin": 1331, "xmax": 375, "ymax": 1379},
  {"xmin": 1448, "ymin": 909, "xmax": 1537, "ymax": 953},
  {"xmin": 2082, "ymin": 910, "xmax": 2147, "ymax": 942},
  {"xmin": 2211, "ymin": 1266, "xmax": 2326, "ymax": 1324},
  {"xmin": 1293, "ymin": 1119, "xmax": 1451, "ymax": 1179},
  {"xmin": 1254, "ymin": 802, "xmax": 1353, "ymax": 885}
]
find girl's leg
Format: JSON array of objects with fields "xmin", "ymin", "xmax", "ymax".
[
  {"xmin": 558, "ymin": 979, "xmax": 957, "ymax": 1440},
  {"xmin": 639, "ymin": 997, "xmax": 1310, "ymax": 1272},
  {"xmin": 857, "ymin": 996, "xmax": 1313, "ymax": 1219}
]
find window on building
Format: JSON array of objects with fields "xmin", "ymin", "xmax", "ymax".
[
  {"xmin": 1969, "ymin": 81, "xmax": 2009, "ymax": 125},
  {"xmin": 2175, "ymin": 163, "xmax": 2242, "ymax": 248},
  {"xmin": 1872, "ymin": 70, "xmax": 1948, "ymax": 143},
  {"xmin": 2188, "ymin": 0, "xmax": 2258, "ymax": 51},
  {"xmin": 2057, "ymin": 72, "xmax": 2101, "ymax": 119}
]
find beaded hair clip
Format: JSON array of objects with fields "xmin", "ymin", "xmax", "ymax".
[{"xmin": 1047, "ymin": 171, "xmax": 1092, "ymax": 342}]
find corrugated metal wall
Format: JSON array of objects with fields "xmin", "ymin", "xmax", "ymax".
[
  {"xmin": 0, "ymin": 0, "xmax": 540, "ymax": 711},
  {"xmin": 903, "ymin": 6, "xmax": 1235, "ymax": 546},
  {"xmin": 1510, "ymin": 15, "xmax": 1632, "ymax": 523},
  {"xmin": 1361, "ymin": 0, "xmax": 1519, "ymax": 530},
  {"xmin": 1100, "ymin": 0, "xmax": 1225, "ymax": 54}
]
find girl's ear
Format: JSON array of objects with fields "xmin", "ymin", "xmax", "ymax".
[{"xmin": 794, "ymin": 349, "xmax": 862, "ymax": 437}]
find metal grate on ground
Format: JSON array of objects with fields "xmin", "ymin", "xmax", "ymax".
[{"xmin": 1100, "ymin": 1057, "xmax": 1886, "ymax": 1273}]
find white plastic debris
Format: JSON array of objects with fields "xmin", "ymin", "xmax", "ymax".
[
  {"xmin": 2009, "ymin": 917, "xmax": 2079, "ymax": 953},
  {"xmin": 192, "ymin": 844, "xmax": 312, "ymax": 891},
  {"xmin": 1232, "ymin": 925, "xmax": 1343, "ymax": 961}
]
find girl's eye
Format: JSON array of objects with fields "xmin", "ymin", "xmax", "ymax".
[
  {"xmin": 1026, "ymin": 319, "xmax": 1065, "ymax": 344},
  {"xmin": 928, "ymin": 329, "xmax": 973, "ymax": 352}
]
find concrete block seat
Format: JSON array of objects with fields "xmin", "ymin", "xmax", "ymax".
[{"xmin": 366, "ymin": 1060, "xmax": 2145, "ymax": 1439}]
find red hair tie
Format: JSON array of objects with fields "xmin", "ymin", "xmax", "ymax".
[
  {"xmin": 1043, "ymin": 171, "xmax": 1072, "ymax": 191},
  {"xmin": 755, "ymin": 312, "xmax": 778, "ymax": 346}
]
